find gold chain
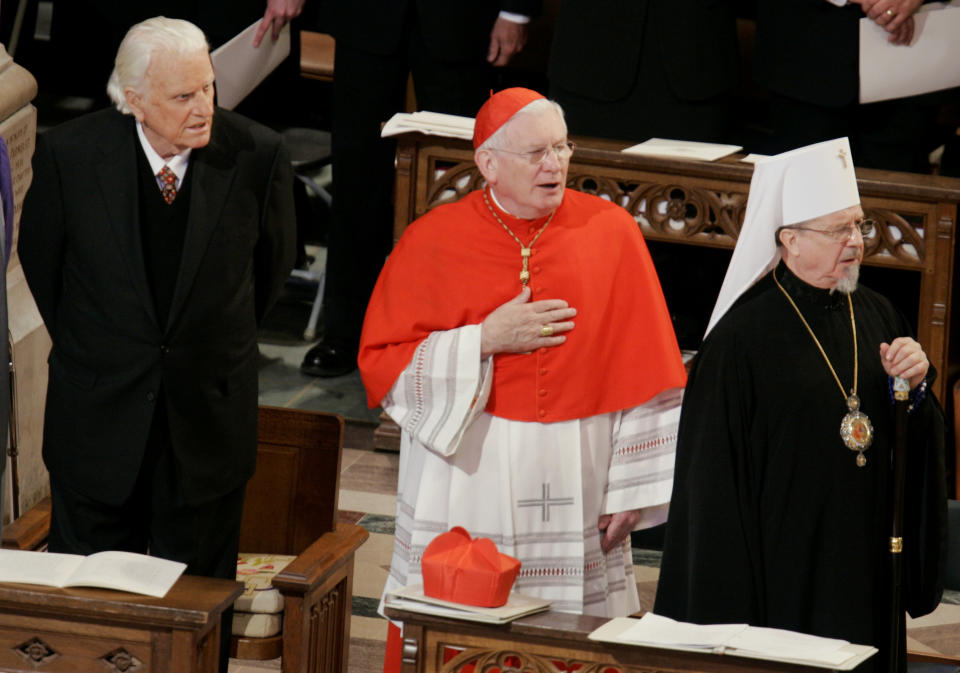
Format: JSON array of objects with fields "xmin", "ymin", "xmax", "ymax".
[
  {"xmin": 772, "ymin": 269, "xmax": 858, "ymax": 400},
  {"xmin": 483, "ymin": 188, "xmax": 555, "ymax": 287}
]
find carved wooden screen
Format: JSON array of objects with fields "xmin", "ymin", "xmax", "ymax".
[{"xmin": 392, "ymin": 133, "xmax": 960, "ymax": 491}]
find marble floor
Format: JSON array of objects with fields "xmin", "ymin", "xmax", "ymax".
[{"xmin": 235, "ymin": 273, "xmax": 960, "ymax": 673}]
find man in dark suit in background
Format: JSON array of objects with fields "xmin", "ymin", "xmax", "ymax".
[
  {"xmin": 547, "ymin": 0, "xmax": 741, "ymax": 356},
  {"xmin": 18, "ymin": 17, "xmax": 295, "ymax": 672},
  {"xmin": 300, "ymin": 0, "xmax": 542, "ymax": 377},
  {"xmin": 78, "ymin": 0, "xmax": 303, "ymax": 50},
  {"xmin": 754, "ymin": 0, "xmax": 931, "ymax": 172},
  {"xmin": 548, "ymin": 0, "xmax": 740, "ymax": 144}
]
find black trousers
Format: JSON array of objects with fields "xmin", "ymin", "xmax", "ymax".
[
  {"xmin": 322, "ymin": 4, "xmax": 494, "ymax": 354},
  {"xmin": 765, "ymin": 93, "xmax": 932, "ymax": 173},
  {"xmin": 49, "ymin": 399, "xmax": 245, "ymax": 673}
]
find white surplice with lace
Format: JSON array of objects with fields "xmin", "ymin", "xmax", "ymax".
[{"xmin": 379, "ymin": 324, "xmax": 682, "ymax": 617}]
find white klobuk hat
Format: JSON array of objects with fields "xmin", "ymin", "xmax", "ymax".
[{"xmin": 704, "ymin": 137, "xmax": 861, "ymax": 338}]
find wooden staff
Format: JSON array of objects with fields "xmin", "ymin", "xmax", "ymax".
[{"xmin": 888, "ymin": 375, "xmax": 910, "ymax": 673}]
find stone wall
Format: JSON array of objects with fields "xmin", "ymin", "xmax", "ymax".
[{"xmin": 1, "ymin": 43, "xmax": 50, "ymax": 524}]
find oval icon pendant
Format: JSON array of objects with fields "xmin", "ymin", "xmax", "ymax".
[{"xmin": 840, "ymin": 394, "xmax": 873, "ymax": 467}]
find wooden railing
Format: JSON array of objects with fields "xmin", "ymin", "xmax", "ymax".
[{"xmin": 391, "ymin": 132, "xmax": 960, "ymax": 492}]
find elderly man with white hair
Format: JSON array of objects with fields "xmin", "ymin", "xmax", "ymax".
[
  {"xmin": 360, "ymin": 89, "xmax": 687, "ymax": 672},
  {"xmin": 655, "ymin": 138, "xmax": 947, "ymax": 673},
  {"xmin": 18, "ymin": 17, "xmax": 295, "ymax": 671}
]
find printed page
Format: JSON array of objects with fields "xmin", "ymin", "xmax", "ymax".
[
  {"xmin": 589, "ymin": 616, "xmax": 878, "ymax": 670},
  {"xmin": 0, "ymin": 549, "xmax": 84, "ymax": 588},
  {"xmin": 618, "ymin": 613, "xmax": 747, "ymax": 649},
  {"xmin": 66, "ymin": 551, "xmax": 187, "ymax": 598},
  {"xmin": 622, "ymin": 138, "xmax": 742, "ymax": 162},
  {"xmin": 726, "ymin": 625, "xmax": 852, "ymax": 665}
]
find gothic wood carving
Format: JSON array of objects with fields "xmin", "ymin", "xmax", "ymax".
[
  {"xmin": 14, "ymin": 636, "xmax": 58, "ymax": 666},
  {"xmin": 100, "ymin": 647, "xmax": 145, "ymax": 673},
  {"xmin": 439, "ymin": 646, "xmax": 658, "ymax": 673}
]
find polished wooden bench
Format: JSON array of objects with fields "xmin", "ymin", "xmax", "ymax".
[
  {"xmin": 2, "ymin": 406, "xmax": 368, "ymax": 673},
  {"xmin": 300, "ymin": 31, "xmax": 334, "ymax": 82}
]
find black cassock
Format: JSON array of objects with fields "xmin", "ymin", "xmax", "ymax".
[{"xmin": 656, "ymin": 263, "xmax": 947, "ymax": 673}]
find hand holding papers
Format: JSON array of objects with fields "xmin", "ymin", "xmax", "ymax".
[
  {"xmin": 210, "ymin": 20, "xmax": 291, "ymax": 110},
  {"xmin": 589, "ymin": 613, "xmax": 877, "ymax": 670},
  {"xmin": 859, "ymin": 1, "xmax": 960, "ymax": 103}
]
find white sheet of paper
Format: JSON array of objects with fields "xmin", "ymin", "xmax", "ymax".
[
  {"xmin": 859, "ymin": 1, "xmax": 960, "ymax": 104},
  {"xmin": 622, "ymin": 138, "xmax": 742, "ymax": 162},
  {"xmin": 210, "ymin": 20, "xmax": 291, "ymax": 110},
  {"xmin": 725, "ymin": 625, "xmax": 852, "ymax": 665},
  {"xmin": 380, "ymin": 111, "xmax": 475, "ymax": 140},
  {"xmin": 618, "ymin": 613, "xmax": 747, "ymax": 649},
  {"xmin": 589, "ymin": 615, "xmax": 877, "ymax": 670}
]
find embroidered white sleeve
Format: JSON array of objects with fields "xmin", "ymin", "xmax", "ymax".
[
  {"xmin": 604, "ymin": 386, "xmax": 684, "ymax": 519},
  {"xmin": 381, "ymin": 324, "xmax": 493, "ymax": 457}
]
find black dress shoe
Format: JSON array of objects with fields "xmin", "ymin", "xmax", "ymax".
[{"xmin": 300, "ymin": 342, "xmax": 357, "ymax": 377}]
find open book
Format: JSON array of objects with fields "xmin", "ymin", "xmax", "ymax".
[
  {"xmin": 380, "ymin": 112, "xmax": 475, "ymax": 141},
  {"xmin": 589, "ymin": 614, "xmax": 877, "ymax": 671},
  {"xmin": 0, "ymin": 549, "xmax": 187, "ymax": 598},
  {"xmin": 384, "ymin": 584, "xmax": 550, "ymax": 624}
]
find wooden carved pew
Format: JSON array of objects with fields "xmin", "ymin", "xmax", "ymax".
[{"xmin": 2, "ymin": 405, "xmax": 367, "ymax": 673}]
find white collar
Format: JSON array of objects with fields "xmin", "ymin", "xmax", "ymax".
[
  {"xmin": 136, "ymin": 121, "xmax": 192, "ymax": 183},
  {"xmin": 488, "ymin": 188, "xmax": 513, "ymax": 216}
]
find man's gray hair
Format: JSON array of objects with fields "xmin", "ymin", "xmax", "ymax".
[
  {"xmin": 478, "ymin": 98, "xmax": 566, "ymax": 152},
  {"xmin": 107, "ymin": 16, "xmax": 209, "ymax": 114}
]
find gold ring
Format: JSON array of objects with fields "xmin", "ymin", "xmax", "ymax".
[
  {"xmin": 885, "ymin": 8, "xmax": 894, "ymax": 16},
  {"xmin": 540, "ymin": 325, "xmax": 554, "ymax": 337}
]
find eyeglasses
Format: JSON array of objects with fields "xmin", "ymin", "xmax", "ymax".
[
  {"xmin": 787, "ymin": 218, "xmax": 875, "ymax": 241},
  {"xmin": 493, "ymin": 141, "xmax": 576, "ymax": 166}
]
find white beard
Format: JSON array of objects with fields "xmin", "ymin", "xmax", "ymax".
[{"xmin": 831, "ymin": 263, "xmax": 860, "ymax": 294}]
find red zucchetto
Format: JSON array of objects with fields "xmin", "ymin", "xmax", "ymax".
[{"xmin": 472, "ymin": 87, "xmax": 546, "ymax": 149}]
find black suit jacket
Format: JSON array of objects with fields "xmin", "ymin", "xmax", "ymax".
[
  {"xmin": 548, "ymin": 0, "xmax": 739, "ymax": 102},
  {"xmin": 754, "ymin": 0, "xmax": 862, "ymax": 107},
  {"xmin": 84, "ymin": 0, "xmax": 269, "ymax": 48},
  {"xmin": 331, "ymin": 0, "xmax": 541, "ymax": 62},
  {"xmin": 19, "ymin": 107, "xmax": 295, "ymax": 507}
]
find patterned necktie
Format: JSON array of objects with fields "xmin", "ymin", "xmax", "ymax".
[{"xmin": 157, "ymin": 165, "xmax": 178, "ymax": 204}]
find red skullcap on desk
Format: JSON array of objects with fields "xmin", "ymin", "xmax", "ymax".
[
  {"xmin": 421, "ymin": 527, "xmax": 521, "ymax": 607},
  {"xmin": 472, "ymin": 87, "xmax": 546, "ymax": 149}
]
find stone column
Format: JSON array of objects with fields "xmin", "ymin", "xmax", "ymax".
[{"xmin": 0, "ymin": 43, "xmax": 50, "ymax": 525}]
